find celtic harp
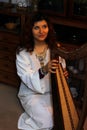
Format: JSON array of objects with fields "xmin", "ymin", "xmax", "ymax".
[{"xmin": 51, "ymin": 43, "xmax": 87, "ymax": 130}]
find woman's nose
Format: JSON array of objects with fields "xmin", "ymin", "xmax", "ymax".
[{"xmin": 39, "ymin": 28, "xmax": 43, "ymax": 33}]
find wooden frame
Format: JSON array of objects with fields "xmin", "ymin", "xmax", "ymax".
[
  {"xmin": 38, "ymin": 0, "xmax": 68, "ymax": 17},
  {"xmin": 68, "ymin": 0, "xmax": 87, "ymax": 20}
]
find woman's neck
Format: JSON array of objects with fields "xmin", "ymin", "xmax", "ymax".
[
  {"xmin": 34, "ymin": 39, "xmax": 46, "ymax": 46},
  {"xmin": 34, "ymin": 41, "xmax": 48, "ymax": 55}
]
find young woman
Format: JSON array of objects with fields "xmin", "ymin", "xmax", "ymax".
[{"xmin": 16, "ymin": 12, "xmax": 68, "ymax": 130}]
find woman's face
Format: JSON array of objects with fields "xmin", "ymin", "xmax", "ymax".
[{"xmin": 32, "ymin": 20, "xmax": 49, "ymax": 42}]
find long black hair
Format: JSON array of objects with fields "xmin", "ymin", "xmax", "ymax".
[{"xmin": 17, "ymin": 12, "xmax": 58, "ymax": 54}]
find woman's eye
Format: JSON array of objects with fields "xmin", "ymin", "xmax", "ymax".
[
  {"xmin": 33, "ymin": 24, "xmax": 48, "ymax": 30},
  {"xmin": 33, "ymin": 26, "xmax": 39, "ymax": 30},
  {"xmin": 43, "ymin": 25, "xmax": 47, "ymax": 28}
]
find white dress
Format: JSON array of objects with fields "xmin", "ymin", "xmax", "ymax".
[{"xmin": 16, "ymin": 49, "xmax": 66, "ymax": 130}]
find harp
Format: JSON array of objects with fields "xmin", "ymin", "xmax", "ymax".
[{"xmin": 52, "ymin": 43, "xmax": 87, "ymax": 130}]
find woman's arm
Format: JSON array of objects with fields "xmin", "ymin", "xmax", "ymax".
[{"xmin": 16, "ymin": 50, "xmax": 46, "ymax": 94}]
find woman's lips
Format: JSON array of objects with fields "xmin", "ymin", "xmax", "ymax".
[{"xmin": 39, "ymin": 34, "xmax": 46, "ymax": 38}]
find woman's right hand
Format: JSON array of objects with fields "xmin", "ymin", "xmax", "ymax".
[{"xmin": 45, "ymin": 59, "xmax": 59, "ymax": 73}]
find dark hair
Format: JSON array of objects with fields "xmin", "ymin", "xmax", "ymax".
[{"xmin": 17, "ymin": 12, "xmax": 57, "ymax": 53}]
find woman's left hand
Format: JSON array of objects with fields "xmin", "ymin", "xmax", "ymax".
[{"xmin": 63, "ymin": 69, "xmax": 69, "ymax": 79}]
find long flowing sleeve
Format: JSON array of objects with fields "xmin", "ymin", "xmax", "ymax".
[{"xmin": 16, "ymin": 50, "xmax": 46, "ymax": 94}]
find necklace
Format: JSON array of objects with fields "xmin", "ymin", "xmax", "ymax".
[{"xmin": 35, "ymin": 47, "xmax": 47, "ymax": 66}]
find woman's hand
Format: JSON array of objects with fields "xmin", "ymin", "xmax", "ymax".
[
  {"xmin": 45, "ymin": 59, "xmax": 59, "ymax": 73},
  {"xmin": 44, "ymin": 59, "xmax": 69, "ymax": 78},
  {"xmin": 63, "ymin": 68, "xmax": 69, "ymax": 79}
]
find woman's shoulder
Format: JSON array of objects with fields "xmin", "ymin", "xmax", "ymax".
[
  {"xmin": 16, "ymin": 49, "xmax": 34, "ymax": 60},
  {"xmin": 17, "ymin": 49, "xmax": 29, "ymax": 56},
  {"xmin": 16, "ymin": 49, "xmax": 31, "ymax": 59}
]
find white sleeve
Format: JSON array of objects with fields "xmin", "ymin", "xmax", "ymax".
[{"xmin": 16, "ymin": 51, "xmax": 45, "ymax": 94}]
